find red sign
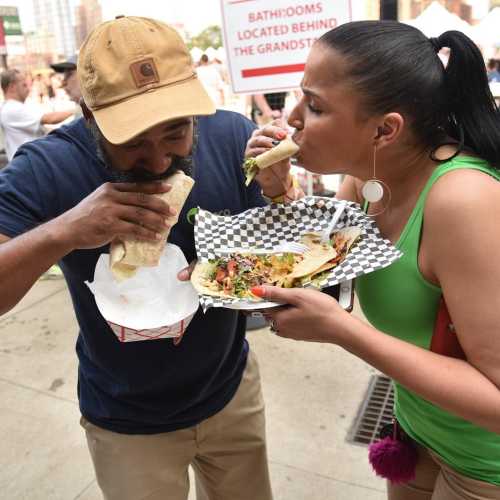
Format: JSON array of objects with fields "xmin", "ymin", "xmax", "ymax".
[
  {"xmin": 221, "ymin": 0, "xmax": 352, "ymax": 93},
  {"xmin": 0, "ymin": 17, "xmax": 6, "ymax": 55}
]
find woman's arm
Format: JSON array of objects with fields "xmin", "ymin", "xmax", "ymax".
[{"xmin": 258, "ymin": 169, "xmax": 500, "ymax": 433}]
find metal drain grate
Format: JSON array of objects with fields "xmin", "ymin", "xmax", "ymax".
[{"xmin": 347, "ymin": 375, "xmax": 394, "ymax": 446}]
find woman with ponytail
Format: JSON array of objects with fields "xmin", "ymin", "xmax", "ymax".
[{"xmin": 252, "ymin": 21, "xmax": 500, "ymax": 499}]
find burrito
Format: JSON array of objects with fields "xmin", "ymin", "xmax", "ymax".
[
  {"xmin": 243, "ymin": 137, "xmax": 299, "ymax": 186},
  {"xmin": 110, "ymin": 170, "xmax": 195, "ymax": 281}
]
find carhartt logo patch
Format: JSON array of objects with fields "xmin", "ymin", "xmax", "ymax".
[{"xmin": 130, "ymin": 58, "xmax": 159, "ymax": 87}]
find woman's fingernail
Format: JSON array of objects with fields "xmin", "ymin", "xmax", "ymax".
[
  {"xmin": 277, "ymin": 131, "xmax": 286, "ymax": 139},
  {"xmin": 169, "ymin": 208, "xmax": 177, "ymax": 216},
  {"xmin": 251, "ymin": 286, "xmax": 265, "ymax": 297}
]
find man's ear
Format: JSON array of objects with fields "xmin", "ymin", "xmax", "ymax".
[{"xmin": 80, "ymin": 100, "xmax": 93, "ymax": 121}]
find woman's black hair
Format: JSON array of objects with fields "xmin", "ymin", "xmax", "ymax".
[{"xmin": 318, "ymin": 21, "xmax": 500, "ymax": 167}]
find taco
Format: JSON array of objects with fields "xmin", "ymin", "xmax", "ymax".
[
  {"xmin": 192, "ymin": 225, "xmax": 362, "ymax": 301},
  {"xmin": 110, "ymin": 170, "xmax": 195, "ymax": 281},
  {"xmin": 275, "ymin": 236, "xmax": 337, "ymax": 288},
  {"xmin": 299, "ymin": 227, "xmax": 363, "ymax": 285},
  {"xmin": 192, "ymin": 252, "xmax": 303, "ymax": 300},
  {"xmin": 243, "ymin": 137, "xmax": 299, "ymax": 186}
]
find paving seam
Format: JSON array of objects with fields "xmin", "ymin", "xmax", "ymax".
[
  {"xmin": 269, "ymin": 459, "xmax": 385, "ymax": 493},
  {"xmin": 0, "ymin": 285, "xmax": 67, "ymax": 323},
  {"xmin": 73, "ymin": 478, "xmax": 96, "ymax": 500},
  {"xmin": 0, "ymin": 376, "xmax": 78, "ymax": 405}
]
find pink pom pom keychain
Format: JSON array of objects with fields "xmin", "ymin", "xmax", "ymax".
[{"xmin": 368, "ymin": 418, "xmax": 418, "ymax": 484}]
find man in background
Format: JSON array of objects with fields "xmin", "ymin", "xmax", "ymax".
[
  {"xmin": 0, "ymin": 69, "xmax": 74, "ymax": 160},
  {"xmin": 196, "ymin": 53, "xmax": 225, "ymax": 106},
  {"xmin": 50, "ymin": 55, "xmax": 82, "ymax": 105},
  {"xmin": 251, "ymin": 92, "xmax": 288, "ymax": 126}
]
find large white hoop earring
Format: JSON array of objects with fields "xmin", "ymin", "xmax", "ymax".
[{"xmin": 362, "ymin": 145, "xmax": 391, "ymax": 216}]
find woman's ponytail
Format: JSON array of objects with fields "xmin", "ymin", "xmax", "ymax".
[{"xmin": 436, "ymin": 30, "xmax": 500, "ymax": 167}]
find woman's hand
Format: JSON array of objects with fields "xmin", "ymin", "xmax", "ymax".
[
  {"xmin": 252, "ymin": 285, "xmax": 353, "ymax": 344},
  {"xmin": 244, "ymin": 120, "xmax": 292, "ymax": 198}
]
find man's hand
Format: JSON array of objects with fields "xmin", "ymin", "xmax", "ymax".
[
  {"xmin": 56, "ymin": 181, "xmax": 175, "ymax": 250},
  {"xmin": 177, "ymin": 260, "xmax": 196, "ymax": 281},
  {"xmin": 244, "ymin": 120, "xmax": 292, "ymax": 198}
]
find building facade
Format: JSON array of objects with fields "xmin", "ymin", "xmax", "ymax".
[
  {"xmin": 74, "ymin": 0, "xmax": 102, "ymax": 49},
  {"xmin": 33, "ymin": 0, "xmax": 76, "ymax": 57}
]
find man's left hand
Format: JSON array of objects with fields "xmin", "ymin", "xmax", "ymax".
[{"xmin": 177, "ymin": 260, "xmax": 196, "ymax": 281}]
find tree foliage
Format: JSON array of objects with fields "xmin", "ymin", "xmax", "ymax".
[{"xmin": 188, "ymin": 25, "xmax": 222, "ymax": 49}]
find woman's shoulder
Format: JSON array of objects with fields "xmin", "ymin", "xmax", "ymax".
[
  {"xmin": 424, "ymin": 160, "xmax": 500, "ymax": 231},
  {"xmin": 428, "ymin": 159, "xmax": 500, "ymax": 205}
]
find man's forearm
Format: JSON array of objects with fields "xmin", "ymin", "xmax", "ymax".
[
  {"xmin": 41, "ymin": 110, "xmax": 74, "ymax": 125},
  {"xmin": 0, "ymin": 219, "xmax": 74, "ymax": 316},
  {"xmin": 253, "ymin": 94, "xmax": 273, "ymax": 116}
]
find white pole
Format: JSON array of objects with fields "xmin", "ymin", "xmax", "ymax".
[{"xmin": 306, "ymin": 171, "xmax": 313, "ymax": 196}]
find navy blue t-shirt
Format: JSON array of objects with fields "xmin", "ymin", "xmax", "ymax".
[{"xmin": 0, "ymin": 110, "xmax": 265, "ymax": 434}]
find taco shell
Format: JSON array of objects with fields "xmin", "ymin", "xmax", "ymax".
[{"xmin": 191, "ymin": 261, "xmax": 264, "ymax": 301}]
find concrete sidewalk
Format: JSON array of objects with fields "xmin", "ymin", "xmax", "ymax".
[{"xmin": 0, "ymin": 279, "xmax": 385, "ymax": 500}]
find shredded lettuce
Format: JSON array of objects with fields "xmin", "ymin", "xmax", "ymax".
[{"xmin": 243, "ymin": 158, "xmax": 259, "ymax": 186}]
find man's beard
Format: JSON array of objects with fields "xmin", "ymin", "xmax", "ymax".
[{"xmin": 87, "ymin": 119, "xmax": 197, "ymax": 182}]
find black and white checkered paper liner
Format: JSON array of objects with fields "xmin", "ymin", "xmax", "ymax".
[{"xmin": 195, "ymin": 196, "xmax": 402, "ymax": 310}]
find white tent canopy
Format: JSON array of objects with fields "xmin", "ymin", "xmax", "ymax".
[
  {"xmin": 190, "ymin": 47, "xmax": 203, "ymax": 63},
  {"xmin": 405, "ymin": 1, "xmax": 473, "ymax": 38},
  {"xmin": 472, "ymin": 7, "xmax": 500, "ymax": 50},
  {"xmin": 216, "ymin": 46, "xmax": 226, "ymax": 61},
  {"xmin": 204, "ymin": 46, "xmax": 217, "ymax": 60}
]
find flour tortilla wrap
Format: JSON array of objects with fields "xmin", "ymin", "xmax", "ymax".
[
  {"xmin": 254, "ymin": 137, "xmax": 299, "ymax": 169},
  {"xmin": 110, "ymin": 171, "xmax": 195, "ymax": 281},
  {"xmin": 244, "ymin": 137, "xmax": 299, "ymax": 185}
]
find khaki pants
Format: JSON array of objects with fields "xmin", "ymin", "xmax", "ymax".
[
  {"xmin": 81, "ymin": 350, "xmax": 273, "ymax": 500},
  {"xmin": 388, "ymin": 443, "xmax": 500, "ymax": 500}
]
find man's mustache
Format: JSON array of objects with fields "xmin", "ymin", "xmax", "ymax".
[
  {"xmin": 87, "ymin": 117, "xmax": 198, "ymax": 183},
  {"xmin": 110, "ymin": 155, "xmax": 193, "ymax": 183}
]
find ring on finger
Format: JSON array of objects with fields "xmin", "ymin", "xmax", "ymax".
[{"xmin": 269, "ymin": 319, "xmax": 279, "ymax": 334}]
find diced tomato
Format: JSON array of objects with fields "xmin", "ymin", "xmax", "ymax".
[
  {"xmin": 227, "ymin": 260, "xmax": 238, "ymax": 277},
  {"xmin": 215, "ymin": 268, "xmax": 227, "ymax": 283}
]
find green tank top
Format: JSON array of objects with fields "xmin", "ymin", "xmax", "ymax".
[{"xmin": 356, "ymin": 156, "xmax": 500, "ymax": 485}]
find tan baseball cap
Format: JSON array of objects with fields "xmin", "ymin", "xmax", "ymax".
[{"xmin": 78, "ymin": 16, "xmax": 216, "ymax": 144}]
